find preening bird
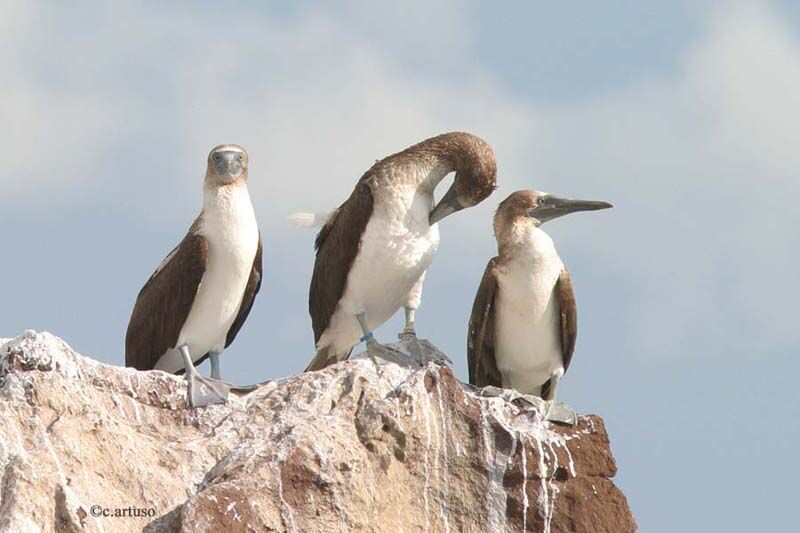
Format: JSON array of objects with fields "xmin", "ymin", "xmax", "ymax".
[
  {"xmin": 125, "ymin": 144, "xmax": 262, "ymax": 407},
  {"xmin": 468, "ymin": 190, "xmax": 611, "ymax": 417},
  {"xmin": 299, "ymin": 132, "xmax": 497, "ymax": 371}
]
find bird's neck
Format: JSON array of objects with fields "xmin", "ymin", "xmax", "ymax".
[
  {"xmin": 202, "ymin": 181, "xmax": 252, "ymax": 215},
  {"xmin": 498, "ymin": 223, "xmax": 560, "ymax": 266},
  {"xmin": 391, "ymin": 133, "xmax": 491, "ymax": 193},
  {"xmin": 418, "ymin": 160, "xmax": 455, "ymax": 193},
  {"xmin": 372, "ymin": 157, "xmax": 452, "ymax": 206}
]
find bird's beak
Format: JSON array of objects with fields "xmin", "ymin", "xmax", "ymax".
[
  {"xmin": 528, "ymin": 194, "xmax": 613, "ymax": 223},
  {"xmin": 429, "ymin": 184, "xmax": 465, "ymax": 225},
  {"xmin": 214, "ymin": 152, "xmax": 245, "ymax": 182},
  {"xmin": 225, "ymin": 165, "xmax": 241, "ymax": 180}
]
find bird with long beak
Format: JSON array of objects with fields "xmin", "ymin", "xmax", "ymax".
[
  {"xmin": 297, "ymin": 132, "xmax": 497, "ymax": 371},
  {"xmin": 125, "ymin": 144, "xmax": 262, "ymax": 407},
  {"xmin": 468, "ymin": 190, "xmax": 612, "ymax": 422}
]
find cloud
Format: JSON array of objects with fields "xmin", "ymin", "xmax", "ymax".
[
  {"xmin": 0, "ymin": 1, "xmax": 534, "ymax": 211},
  {"xmin": 531, "ymin": 0, "xmax": 800, "ymax": 358},
  {"xmin": 4, "ymin": 5, "xmax": 800, "ymax": 532},
  {"xmin": 2, "ymin": 0, "xmax": 798, "ymax": 363}
]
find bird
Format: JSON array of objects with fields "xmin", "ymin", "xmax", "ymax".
[
  {"xmin": 125, "ymin": 144, "xmax": 262, "ymax": 407},
  {"xmin": 300, "ymin": 132, "xmax": 497, "ymax": 372},
  {"xmin": 468, "ymin": 189, "xmax": 611, "ymax": 419}
]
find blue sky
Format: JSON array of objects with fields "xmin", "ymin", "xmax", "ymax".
[{"xmin": 2, "ymin": 1, "xmax": 799, "ymax": 531}]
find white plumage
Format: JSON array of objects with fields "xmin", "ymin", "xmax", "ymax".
[
  {"xmin": 494, "ymin": 226, "xmax": 565, "ymax": 395},
  {"xmin": 154, "ymin": 183, "xmax": 259, "ymax": 372},
  {"xmin": 287, "ymin": 211, "xmax": 333, "ymax": 228},
  {"xmin": 316, "ymin": 162, "xmax": 448, "ymax": 355}
]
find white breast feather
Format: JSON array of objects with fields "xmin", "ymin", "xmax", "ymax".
[
  {"xmin": 317, "ymin": 162, "xmax": 448, "ymax": 354},
  {"xmin": 155, "ymin": 185, "xmax": 259, "ymax": 372},
  {"xmin": 494, "ymin": 227, "xmax": 565, "ymax": 394}
]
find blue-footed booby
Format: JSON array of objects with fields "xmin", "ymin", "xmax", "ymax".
[
  {"xmin": 300, "ymin": 132, "xmax": 497, "ymax": 371},
  {"xmin": 468, "ymin": 190, "xmax": 611, "ymax": 420},
  {"xmin": 125, "ymin": 144, "xmax": 262, "ymax": 407}
]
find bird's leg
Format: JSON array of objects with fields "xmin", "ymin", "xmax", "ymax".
[
  {"xmin": 179, "ymin": 345, "xmax": 230, "ymax": 408},
  {"xmin": 482, "ymin": 370, "xmax": 527, "ymax": 403},
  {"xmin": 356, "ymin": 312, "xmax": 405, "ymax": 370},
  {"xmin": 501, "ymin": 369, "xmax": 515, "ymax": 390},
  {"xmin": 207, "ymin": 350, "xmax": 259, "ymax": 392},
  {"xmin": 542, "ymin": 369, "xmax": 560, "ymax": 419},
  {"xmin": 398, "ymin": 307, "xmax": 417, "ymax": 340},
  {"xmin": 542, "ymin": 368, "xmax": 577, "ymax": 425},
  {"xmin": 356, "ymin": 312, "xmax": 381, "ymax": 368},
  {"xmin": 485, "ymin": 369, "xmax": 550, "ymax": 415},
  {"xmin": 209, "ymin": 351, "xmax": 222, "ymax": 380},
  {"xmin": 399, "ymin": 271, "xmax": 425, "ymax": 342},
  {"xmin": 397, "ymin": 306, "xmax": 427, "ymax": 366}
]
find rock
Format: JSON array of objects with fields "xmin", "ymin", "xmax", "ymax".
[{"xmin": 0, "ymin": 331, "xmax": 636, "ymax": 532}]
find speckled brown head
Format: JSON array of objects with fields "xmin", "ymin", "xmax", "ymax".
[
  {"xmin": 494, "ymin": 189, "xmax": 613, "ymax": 237},
  {"xmin": 205, "ymin": 144, "xmax": 249, "ymax": 187},
  {"xmin": 428, "ymin": 133, "xmax": 497, "ymax": 224}
]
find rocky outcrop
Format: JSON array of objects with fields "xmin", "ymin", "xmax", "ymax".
[{"xmin": 0, "ymin": 331, "xmax": 635, "ymax": 532}]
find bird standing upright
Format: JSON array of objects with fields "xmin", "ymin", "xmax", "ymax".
[
  {"xmin": 125, "ymin": 144, "xmax": 262, "ymax": 407},
  {"xmin": 301, "ymin": 132, "xmax": 497, "ymax": 371},
  {"xmin": 468, "ymin": 190, "xmax": 611, "ymax": 419}
]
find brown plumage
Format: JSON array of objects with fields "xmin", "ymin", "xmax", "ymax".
[
  {"xmin": 309, "ymin": 181, "xmax": 374, "ymax": 347},
  {"xmin": 125, "ymin": 144, "xmax": 263, "ymax": 376},
  {"xmin": 305, "ymin": 132, "xmax": 497, "ymax": 372},
  {"xmin": 125, "ymin": 222, "xmax": 263, "ymax": 371},
  {"xmin": 304, "ymin": 182, "xmax": 373, "ymax": 371},
  {"xmin": 468, "ymin": 260, "xmax": 577, "ymax": 394},
  {"xmin": 225, "ymin": 237, "xmax": 263, "ymax": 348},
  {"xmin": 125, "ymin": 219, "xmax": 208, "ymax": 371},
  {"xmin": 543, "ymin": 269, "xmax": 576, "ymax": 399},
  {"xmin": 468, "ymin": 188, "xmax": 610, "ymax": 402},
  {"xmin": 467, "ymin": 258, "xmax": 502, "ymax": 387},
  {"xmin": 467, "ymin": 188, "xmax": 601, "ymax": 399}
]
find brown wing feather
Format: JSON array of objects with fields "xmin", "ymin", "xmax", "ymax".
[
  {"xmin": 556, "ymin": 267, "xmax": 577, "ymax": 372},
  {"xmin": 125, "ymin": 221, "xmax": 207, "ymax": 370},
  {"xmin": 308, "ymin": 131, "xmax": 492, "ymax": 351},
  {"xmin": 309, "ymin": 178, "xmax": 374, "ymax": 345},
  {"xmin": 467, "ymin": 258, "xmax": 502, "ymax": 388},
  {"xmin": 314, "ymin": 208, "xmax": 340, "ymax": 252},
  {"xmin": 225, "ymin": 234, "xmax": 263, "ymax": 348},
  {"xmin": 541, "ymin": 268, "xmax": 577, "ymax": 399}
]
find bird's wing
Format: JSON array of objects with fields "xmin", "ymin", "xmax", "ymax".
[
  {"xmin": 541, "ymin": 267, "xmax": 578, "ymax": 400},
  {"xmin": 225, "ymin": 233, "xmax": 263, "ymax": 348},
  {"xmin": 468, "ymin": 258, "xmax": 502, "ymax": 388},
  {"xmin": 556, "ymin": 267, "xmax": 578, "ymax": 372},
  {"xmin": 309, "ymin": 177, "xmax": 374, "ymax": 346},
  {"xmin": 125, "ymin": 220, "xmax": 207, "ymax": 370}
]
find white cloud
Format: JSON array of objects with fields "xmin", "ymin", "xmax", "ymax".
[
  {"xmin": 533, "ymin": 1, "xmax": 800, "ymax": 357},
  {"xmin": 0, "ymin": 1, "xmax": 534, "ymax": 207},
  {"xmin": 2, "ymin": 0, "xmax": 798, "ymax": 360}
]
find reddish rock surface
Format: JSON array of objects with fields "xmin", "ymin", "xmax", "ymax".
[{"xmin": 0, "ymin": 331, "xmax": 635, "ymax": 532}]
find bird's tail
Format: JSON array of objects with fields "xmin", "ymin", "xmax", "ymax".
[
  {"xmin": 304, "ymin": 345, "xmax": 353, "ymax": 372},
  {"xmin": 287, "ymin": 211, "xmax": 334, "ymax": 228}
]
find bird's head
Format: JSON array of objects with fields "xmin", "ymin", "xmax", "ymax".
[
  {"xmin": 206, "ymin": 144, "xmax": 249, "ymax": 186},
  {"xmin": 494, "ymin": 189, "xmax": 612, "ymax": 236},
  {"xmin": 429, "ymin": 135, "xmax": 497, "ymax": 224}
]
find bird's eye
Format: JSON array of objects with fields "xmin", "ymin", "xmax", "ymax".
[
  {"xmin": 213, "ymin": 154, "xmax": 221, "ymax": 162},
  {"xmin": 238, "ymin": 154, "xmax": 244, "ymax": 161}
]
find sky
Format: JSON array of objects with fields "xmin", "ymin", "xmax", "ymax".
[{"xmin": 2, "ymin": 1, "xmax": 799, "ymax": 530}]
